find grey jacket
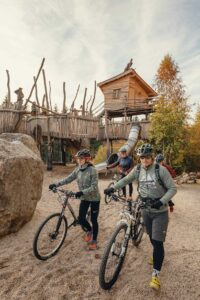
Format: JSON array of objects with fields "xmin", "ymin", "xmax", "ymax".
[
  {"xmin": 56, "ymin": 163, "xmax": 100, "ymax": 202},
  {"xmin": 113, "ymin": 163, "xmax": 177, "ymax": 213}
]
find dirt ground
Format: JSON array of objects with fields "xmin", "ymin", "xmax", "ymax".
[{"xmin": 0, "ymin": 166, "xmax": 200, "ymax": 300}]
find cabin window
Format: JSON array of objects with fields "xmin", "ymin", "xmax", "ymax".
[{"xmin": 113, "ymin": 89, "xmax": 121, "ymax": 99}]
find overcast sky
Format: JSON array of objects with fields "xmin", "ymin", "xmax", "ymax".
[{"xmin": 0, "ymin": 0, "xmax": 199, "ymax": 118}]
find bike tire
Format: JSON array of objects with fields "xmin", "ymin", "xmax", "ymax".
[
  {"xmin": 99, "ymin": 222, "xmax": 129, "ymax": 290},
  {"xmin": 33, "ymin": 213, "xmax": 68, "ymax": 260},
  {"xmin": 104, "ymin": 182, "xmax": 114, "ymax": 204},
  {"xmin": 132, "ymin": 211, "xmax": 144, "ymax": 247}
]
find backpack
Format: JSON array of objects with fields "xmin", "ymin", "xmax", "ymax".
[{"xmin": 135, "ymin": 163, "xmax": 167, "ymax": 191}]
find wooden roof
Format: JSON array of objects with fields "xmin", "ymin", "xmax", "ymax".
[{"xmin": 98, "ymin": 68, "xmax": 157, "ymax": 97}]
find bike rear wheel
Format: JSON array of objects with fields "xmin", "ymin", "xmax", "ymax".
[
  {"xmin": 33, "ymin": 213, "xmax": 68, "ymax": 260},
  {"xmin": 99, "ymin": 222, "xmax": 129, "ymax": 290}
]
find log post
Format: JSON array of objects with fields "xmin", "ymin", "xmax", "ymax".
[
  {"xmin": 42, "ymin": 69, "xmax": 49, "ymax": 111},
  {"xmin": 47, "ymin": 116, "xmax": 53, "ymax": 171},
  {"xmin": 6, "ymin": 70, "xmax": 11, "ymax": 104},
  {"xmin": 70, "ymin": 84, "xmax": 80, "ymax": 111},
  {"xmin": 82, "ymin": 88, "xmax": 87, "ymax": 116},
  {"xmin": 89, "ymin": 80, "xmax": 96, "ymax": 114},
  {"xmin": 105, "ymin": 110, "xmax": 111, "ymax": 158},
  {"xmin": 62, "ymin": 82, "xmax": 67, "ymax": 113},
  {"xmin": 49, "ymin": 81, "xmax": 53, "ymax": 111},
  {"xmin": 33, "ymin": 76, "xmax": 40, "ymax": 108}
]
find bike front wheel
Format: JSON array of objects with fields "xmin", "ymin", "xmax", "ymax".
[
  {"xmin": 99, "ymin": 222, "xmax": 129, "ymax": 290},
  {"xmin": 104, "ymin": 182, "xmax": 114, "ymax": 204},
  {"xmin": 132, "ymin": 212, "xmax": 144, "ymax": 246},
  {"xmin": 33, "ymin": 213, "xmax": 68, "ymax": 260}
]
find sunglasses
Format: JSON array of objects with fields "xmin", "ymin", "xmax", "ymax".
[{"xmin": 140, "ymin": 156, "xmax": 152, "ymax": 159}]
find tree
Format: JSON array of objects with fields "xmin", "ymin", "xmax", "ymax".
[
  {"xmin": 184, "ymin": 106, "xmax": 200, "ymax": 171},
  {"xmin": 150, "ymin": 54, "xmax": 189, "ymax": 166}
]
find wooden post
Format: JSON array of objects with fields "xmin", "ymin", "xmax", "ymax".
[
  {"xmin": 86, "ymin": 95, "xmax": 92, "ymax": 112},
  {"xmin": 82, "ymin": 88, "xmax": 87, "ymax": 116},
  {"xmin": 33, "ymin": 76, "xmax": 40, "ymax": 108},
  {"xmin": 89, "ymin": 80, "xmax": 96, "ymax": 114},
  {"xmin": 14, "ymin": 58, "xmax": 45, "ymax": 132},
  {"xmin": 70, "ymin": 84, "xmax": 80, "ymax": 111},
  {"xmin": 105, "ymin": 110, "xmax": 110, "ymax": 158},
  {"xmin": 47, "ymin": 116, "xmax": 53, "ymax": 171},
  {"xmin": 62, "ymin": 82, "xmax": 66, "ymax": 113},
  {"xmin": 49, "ymin": 81, "xmax": 52, "ymax": 111},
  {"xmin": 6, "ymin": 70, "xmax": 11, "ymax": 104},
  {"xmin": 42, "ymin": 69, "xmax": 49, "ymax": 111}
]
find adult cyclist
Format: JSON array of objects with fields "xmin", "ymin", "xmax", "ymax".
[
  {"xmin": 107, "ymin": 147, "xmax": 134, "ymax": 199},
  {"xmin": 104, "ymin": 143, "xmax": 177, "ymax": 290},
  {"xmin": 49, "ymin": 149, "xmax": 100, "ymax": 250}
]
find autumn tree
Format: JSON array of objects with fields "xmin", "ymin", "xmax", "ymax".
[
  {"xmin": 184, "ymin": 107, "xmax": 200, "ymax": 171},
  {"xmin": 150, "ymin": 54, "xmax": 189, "ymax": 167}
]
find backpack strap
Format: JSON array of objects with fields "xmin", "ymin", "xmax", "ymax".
[
  {"xmin": 136, "ymin": 164, "xmax": 141, "ymax": 193},
  {"xmin": 155, "ymin": 163, "xmax": 167, "ymax": 191}
]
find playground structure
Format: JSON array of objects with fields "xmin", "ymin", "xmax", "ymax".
[{"xmin": 0, "ymin": 58, "xmax": 157, "ymax": 167}]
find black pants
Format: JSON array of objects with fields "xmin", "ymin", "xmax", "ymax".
[
  {"xmin": 150, "ymin": 237, "xmax": 164, "ymax": 271},
  {"xmin": 79, "ymin": 200, "xmax": 100, "ymax": 241},
  {"xmin": 121, "ymin": 174, "xmax": 133, "ymax": 197}
]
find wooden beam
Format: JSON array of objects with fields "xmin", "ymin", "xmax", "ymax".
[
  {"xmin": 86, "ymin": 95, "xmax": 92, "ymax": 111},
  {"xmin": 70, "ymin": 84, "xmax": 80, "ymax": 110},
  {"xmin": 6, "ymin": 70, "xmax": 11, "ymax": 103},
  {"xmin": 62, "ymin": 82, "xmax": 66, "ymax": 113},
  {"xmin": 89, "ymin": 80, "xmax": 96, "ymax": 114},
  {"xmin": 82, "ymin": 88, "xmax": 87, "ymax": 116},
  {"xmin": 33, "ymin": 76, "xmax": 40, "ymax": 107},
  {"xmin": 42, "ymin": 69, "xmax": 49, "ymax": 111},
  {"xmin": 49, "ymin": 81, "xmax": 52, "ymax": 111}
]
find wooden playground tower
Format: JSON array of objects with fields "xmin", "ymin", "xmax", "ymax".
[{"xmin": 0, "ymin": 58, "xmax": 157, "ymax": 168}]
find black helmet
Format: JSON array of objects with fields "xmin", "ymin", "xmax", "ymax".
[
  {"xmin": 136, "ymin": 143, "xmax": 153, "ymax": 157},
  {"xmin": 156, "ymin": 154, "xmax": 164, "ymax": 163},
  {"xmin": 75, "ymin": 149, "xmax": 91, "ymax": 158}
]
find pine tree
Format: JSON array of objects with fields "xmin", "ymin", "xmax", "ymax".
[{"xmin": 150, "ymin": 54, "xmax": 189, "ymax": 166}]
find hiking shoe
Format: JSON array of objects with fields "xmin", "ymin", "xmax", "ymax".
[
  {"xmin": 83, "ymin": 232, "xmax": 93, "ymax": 243},
  {"xmin": 88, "ymin": 241, "xmax": 97, "ymax": 250},
  {"xmin": 149, "ymin": 276, "xmax": 160, "ymax": 290},
  {"xmin": 148, "ymin": 256, "xmax": 153, "ymax": 265}
]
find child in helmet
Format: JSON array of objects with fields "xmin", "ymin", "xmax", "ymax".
[{"xmin": 49, "ymin": 149, "xmax": 100, "ymax": 250}]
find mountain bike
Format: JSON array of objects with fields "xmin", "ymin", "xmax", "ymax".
[
  {"xmin": 105, "ymin": 173, "xmax": 124, "ymax": 204},
  {"xmin": 99, "ymin": 194, "xmax": 147, "ymax": 290},
  {"xmin": 33, "ymin": 188, "xmax": 90, "ymax": 261}
]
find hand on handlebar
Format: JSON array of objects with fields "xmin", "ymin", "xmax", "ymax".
[
  {"xmin": 49, "ymin": 183, "xmax": 57, "ymax": 192},
  {"xmin": 151, "ymin": 200, "xmax": 163, "ymax": 209},
  {"xmin": 104, "ymin": 187, "xmax": 115, "ymax": 196},
  {"xmin": 75, "ymin": 191, "xmax": 83, "ymax": 198}
]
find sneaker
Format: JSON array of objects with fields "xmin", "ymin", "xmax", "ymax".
[
  {"xmin": 148, "ymin": 256, "xmax": 153, "ymax": 265},
  {"xmin": 149, "ymin": 276, "xmax": 160, "ymax": 290},
  {"xmin": 88, "ymin": 241, "xmax": 97, "ymax": 250},
  {"xmin": 83, "ymin": 231, "xmax": 93, "ymax": 243}
]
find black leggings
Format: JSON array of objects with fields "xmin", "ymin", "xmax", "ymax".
[
  {"xmin": 121, "ymin": 174, "xmax": 133, "ymax": 197},
  {"xmin": 150, "ymin": 237, "xmax": 164, "ymax": 271},
  {"xmin": 79, "ymin": 200, "xmax": 100, "ymax": 241}
]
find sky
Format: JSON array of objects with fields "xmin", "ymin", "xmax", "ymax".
[{"xmin": 0, "ymin": 0, "xmax": 199, "ymax": 119}]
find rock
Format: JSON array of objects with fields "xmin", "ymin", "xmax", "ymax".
[{"xmin": 0, "ymin": 133, "xmax": 44, "ymax": 237}]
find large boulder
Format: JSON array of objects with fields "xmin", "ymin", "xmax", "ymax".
[{"xmin": 0, "ymin": 133, "xmax": 44, "ymax": 237}]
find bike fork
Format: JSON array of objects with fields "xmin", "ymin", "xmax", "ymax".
[{"xmin": 120, "ymin": 225, "xmax": 130, "ymax": 258}]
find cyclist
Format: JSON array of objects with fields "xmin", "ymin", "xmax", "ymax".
[
  {"xmin": 156, "ymin": 154, "xmax": 176, "ymax": 212},
  {"xmin": 104, "ymin": 143, "xmax": 177, "ymax": 290},
  {"xmin": 107, "ymin": 147, "xmax": 134, "ymax": 199},
  {"xmin": 49, "ymin": 149, "xmax": 100, "ymax": 250}
]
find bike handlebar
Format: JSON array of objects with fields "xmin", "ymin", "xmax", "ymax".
[{"xmin": 50, "ymin": 188, "xmax": 76, "ymax": 198}]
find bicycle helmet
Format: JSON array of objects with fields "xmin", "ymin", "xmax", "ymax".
[
  {"xmin": 119, "ymin": 146, "xmax": 127, "ymax": 153},
  {"xmin": 136, "ymin": 143, "xmax": 153, "ymax": 157},
  {"xmin": 75, "ymin": 149, "xmax": 91, "ymax": 158},
  {"xmin": 156, "ymin": 154, "xmax": 164, "ymax": 163}
]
